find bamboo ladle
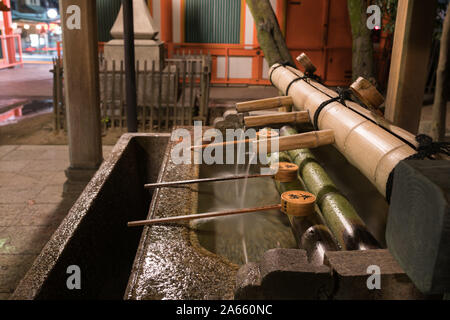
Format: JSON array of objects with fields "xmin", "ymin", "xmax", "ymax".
[{"xmin": 127, "ymin": 190, "xmax": 316, "ymax": 227}]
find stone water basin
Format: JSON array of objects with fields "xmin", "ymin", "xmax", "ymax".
[
  {"xmin": 124, "ymin": 128, "xmax": 390, "ymax": 300},
  {"xmin": 124, "ymin": 133, "xmax": 297, "ymax": 300},
  {"xmin": 11, "ymin": 127, "xmax": 389, "ymax": 300}
]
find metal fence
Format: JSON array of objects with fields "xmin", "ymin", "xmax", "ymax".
[
  {"xmin": 52, "ymin": 54, "xmax": 211, "ymax": 133},
  {"xmin": 51, "ymin": 57, "xmax": 65, "ymax": 131}
]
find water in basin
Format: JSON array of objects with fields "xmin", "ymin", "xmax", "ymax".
[{"xmin": 192, "ymin": 162, "xmax": 297, "ymax": 266}]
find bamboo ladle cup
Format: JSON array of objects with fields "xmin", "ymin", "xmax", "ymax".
[{"xmin": 128, "ymin": 190, "xmax": 315, "ymax": 227}]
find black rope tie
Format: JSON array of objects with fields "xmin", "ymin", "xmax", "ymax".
[
  {"xmin": 407, "ymin": 135, "xmax": 450, "ymax": 160},
  {"xmin": 269, "ymin": 61, "xmax": 296, "ymax": 85},
  {"xmin": 312, "ymin": 87, "xmax": 352, "ymax": 130},
  {"xmin": 304, "ymin": 71, "xmax": 322, "ymax": 84},
  {"xmin": 385, "ymin": 134, "xmax": 450, "ymax": 203},
  {"xmin": 284, "ymin": 70, "xmax": 323, "ymax": 96},
  {"xmin": 285, "ymin": 76, "xmax": 308, "ymax": 96}
]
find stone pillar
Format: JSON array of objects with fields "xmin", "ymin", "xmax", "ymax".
[
  {"xmin": 60, "ymin": 0, "xmax": 103, "ymax": 177},
  {"xmin": 104, "ymin": 0, "xmax": 164, "ymax": 71}
]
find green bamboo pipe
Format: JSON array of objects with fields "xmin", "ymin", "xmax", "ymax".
[
  {"xmin": 270, "ymin": 152, "xmax": 339, "ymax": 264},
  {"xmin": 279, "ymin": 126, "xmax": 380, "ymax": 250}
]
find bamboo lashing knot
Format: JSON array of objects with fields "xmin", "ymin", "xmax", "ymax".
[
  {"xmin": 269, "ymin": 61, "xmax": 295, "ymax": 85},
  {"xmin": 282, "ymin": 54, "xmax": 323, "ymax": 96},
  {"xmin": 284, "ymin": 72, "xmax": 322, "ymax": 96},
  {"xmin": 312, "ymin": 87, "xmax": 352, "ymax": 130},
  {"xmin": 385, "ymin": 134, "xmax": 450, "ymax": 203}
]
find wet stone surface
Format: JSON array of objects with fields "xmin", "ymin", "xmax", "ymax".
[
  {"xmin": 125, "ymin": 137, "xmax": 238, "ymax": 300},
  {"xmin": 125, "ymin": 130, "xmax": 297, "ymax": 300}
]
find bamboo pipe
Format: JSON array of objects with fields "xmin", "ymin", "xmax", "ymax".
[
  {"xmin": 280, "ymin": 126, "xmax": 380, "ymax": 250},
  {"xmin": 191, "ymin": 138, "xmax": 253, "ymax": 150},
  {"xmin": 144, "ymin": 173, "xmax": 275, "ymax": 189},
  {"xmin": 285, "ymin": 64, "xmax": 418, "ymax": 148},
  {"xmin": 270, "ymin": 63, "xmax": 416, "ymax": 197},
  {"xmin": 270, "ymin": 153, "xmax": 339, "ymax": 264},
  {"xmin": 244, "ymin": 111, "xmax": 310, "ymax": 128},
  {"xmin": 254, "ymin": 130, "xmax": 335, "ymax": 153},
  {"xmin": 190, "ymin": 130, "xmax": 333, "ymax": 152},
  {"xmin": 301, "ymin": 225, "xmax": 339, "ymax": 265},
  {"xmin": 236, "ymin": 96, "xmax": 293, "ymax": 113},
  {"xmin": 127, "ymin": 204, "xmax": 282, "ymax": 227}
]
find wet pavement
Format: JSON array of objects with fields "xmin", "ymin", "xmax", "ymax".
[
  {"xmin": 0, "ymin": 64, "xmax": 52, "ymax": 100},
  {"xmin": 0, "ymin": 100, "xmax": 53, "ymax": 127},
  {"xmin": 0, "ymin": 145, "xmax": 112, "ymax": 299}
]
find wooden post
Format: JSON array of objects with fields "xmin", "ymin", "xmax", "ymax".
[
  {"xmin": 60, "ymin": 0, "xmax": 103, "ymax": 171},
  {"xmin": 160, "ymin": 0, "xmax": 173, "ymax": 43},
  {"xmin": 1, "ymin": 0, "xmax": 17, "ymax": 66},
  {"xmin": 431, "ymin": 4, "xmax": 450, "ymax": 142},
  {"xmin": 385, "ymin": 0, "xmax": 437, "ymax": 134}
]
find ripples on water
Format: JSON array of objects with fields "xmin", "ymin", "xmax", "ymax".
[{"xmin": 194, "ymin": 153, "xmax": 297, "ymax": 265}]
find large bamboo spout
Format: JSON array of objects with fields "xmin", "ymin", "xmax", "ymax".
[{"xmin": 269, "ymin": 63, "xmax": 416, "ymax": 198}]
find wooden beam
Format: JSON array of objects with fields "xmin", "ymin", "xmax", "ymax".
[
  {"xmin": 385, "ymin": 0, "xmax": 437, "ymax": 134},
  {"xmin": 60, "ymin": 0, "xmax": 103, "ymax": 169}
]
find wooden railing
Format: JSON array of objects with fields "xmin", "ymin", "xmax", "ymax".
[
  {"xmin": 0, "ymin": 34, "xmax": 23, "ymax": 70},
  {"xmin": 52, "ymin": 54, "xmax": 211, "ymax": 133}
]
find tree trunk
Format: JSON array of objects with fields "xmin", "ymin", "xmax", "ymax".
[
  {"xmin": 431, "ymin": 5, "xmax": 450, "ymax": 141},
  {"xmin": 246, "ymin": 0, "xmax": 295, "ymax": 67},
  {"xmin": 347, "ymin": 0, "xmax": 375, "ymax": 82}
]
